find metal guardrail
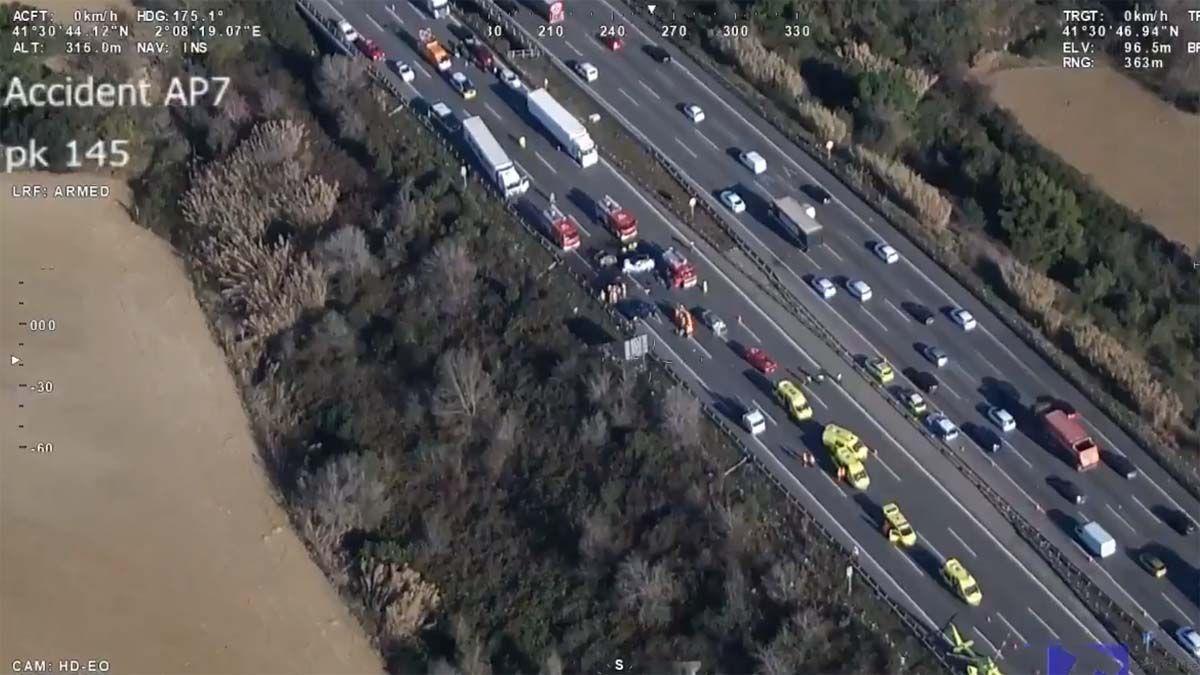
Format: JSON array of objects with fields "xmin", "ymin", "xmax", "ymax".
[
  {"xmin": 616, "ymin": 6, "xmax": 1195, "ymax": 675},
  {"xmin": 647, "ymin": 351, "xmax": 956, "ymax": 673},
  {"xmin": 294, "ymin": 4, "xmax": 1187, "ymax": 673},
  {"xmin": 614, "ymin": 2, "xmax": 1198, "ymax": 506}
]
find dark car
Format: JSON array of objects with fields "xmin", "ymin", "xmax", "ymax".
[
  {"xmin": 645, "ymin": 44, "xmax": 672, "ymax": 63},
  {"xmin": 912, "ymin": 370, "xmax": 939, "ymax": 394},
  {"xmin": 617, "ymin": 299, "xmax": 655, "ymax": 321},
  {"xmin": 906, "ymin": 302, "xmax": 935, "ymax": 326},
  {"xmin": 967, "ymin": 424, "xmax": 1001, "ymax": 453},
  {"xmin": 471, "ymin": 43, "xmax": 494, "ymax": 71},
  {"xmin": 803, "ymin": 184, "xmax": 833, "ymax": 205},
  {"xmin": 1165, "ymin": 508, "xmax": 1196, "ymax": 536},
  {"xmin": 1101, "ymin": 450, "xmax": 1137, "ymax": 479},
  {"xmin": 1048, "ymin": 476, "xmax": 1086, "ymax": 505},
  {"xmin": 494, "ymin": 0, "xmax": 519, "ymax": 13}
]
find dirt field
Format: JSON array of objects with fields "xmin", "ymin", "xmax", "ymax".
[
  {"xmin": 986, "ymin": 65, "xmax": 1200, "ymax": 251},
  {"xmin": 0, "ymin": 174, "xmax": 382, "ymax": 675}
]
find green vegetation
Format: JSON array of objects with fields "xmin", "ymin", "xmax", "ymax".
[
  {"xmin": 1, "ymin": 1, "xmax": 941, "ymax": 671},
  {"xmin": 650, "ymin": 0, "xmax": 1199, "ymax": 458}
]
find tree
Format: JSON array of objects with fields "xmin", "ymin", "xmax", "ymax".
[
  {"xmin": 1076, "ymin": 261, "xmax": 1115, "ymax": 306},
  {"xmin": 998, "ymin": 166, "xmax": 1084, "ymax": 271},
  {"xmin": 660, "ymin": 385, "xmax": 701, "ymax": 449},
  {"xmin": 358, "ymin": 559, "xmax": 442, "ymax": 642},
  {"xmin": 424, "ymin": 238, "xmax": 477, "ymax": 318},
  {"xmin": 318, "ymin": 226, "xmax": 378, "ymax": 277},
  {"xmin": 616, "ymin": 554, "xmax": 681, "ymax": 629},
  {"xmin": 433, "ymin": 348, "xmax": 493, "ymax": 422}
]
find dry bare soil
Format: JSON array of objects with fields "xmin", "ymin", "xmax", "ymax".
[
  {"xmin": 986, "ymin": 65, "xmax": 1200, "ymax": 250},
  {"xmin": 0, "ymin": 173, "xmax": 381, "ymax": 675}
]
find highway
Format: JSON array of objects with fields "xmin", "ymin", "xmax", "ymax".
[
  {"xmin": 307, "ymin": 2, "xmax": 1146, "ymax": 671},
  {"xmin": 486, "ymin": 0, "xmax": 1200, "ymax": 654}
]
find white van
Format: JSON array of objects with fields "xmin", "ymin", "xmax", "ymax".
[
  {"xmin": 1075, "ymin": 521, "xmax": 1116, "ymax": 558},
  {"xmin": 739, "ymin": 150, "xmax": 767, "ymax": 175},
  {"xmin": 742, "ymin": 409, "xmax": 766, "ymax": 436},
  {"xmin": 336, "ymin": 20, "xmax": 359, "ymax": 42}
]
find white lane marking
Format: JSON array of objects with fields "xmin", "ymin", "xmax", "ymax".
[
  {"xmin": 366, "ymin": 13, "xmax": 383, "ymax": 30},
  {"xmin": 320, "ymin": 0, "xmax": 345, "ymax": 17},
  {"xmin": 996, "ymin": 611, "xmax": 1029, "ymax": 646},
  {"xmin": 638, "ymin": 79, "xmax": 662, "ymax": 100},
  {"xmin": 675, "ymin": 137, "xmax": 698, "ymax": 158},
  {"xmin": 814, "ymin": 304, "xmax": 874, "ymax": 353},
  {"xmin": 1131, "ymin": 494, "xmax": 1155, "ymax": 520},
  {"xmin": 533, "ymin": 151, "xmax": 557, "ymax": 174},
  {"xmin": 808, "ymin": 391, "xmax": 828, "ymax": 409},
  {"xmin": 644, "ymin": 323, "xmax": 708, "ymax": 389},
  {"xmin": 617, "ymin": 87, "xmax": 640, "ymax": 107},
  {"xmin": 417, "ymin": 63, "xmax": 432, "ymax": 78},
  {"xmin": 689, "ymin": 336, "xmax": 712, "ymax": 360},
  {"xmin": 923, "ymin": 537, "xmax": 946, "ymax": 563},
  {"xmin": 751, "ymin": 178, "xmax": 767, "ymax": 193},
  {"xmin": 1029, "ymin": 607, "xmax": 1061, "ymax": 640},
  {"xmin": 978, "ymin": 324, "xmax": 1050, "ymax": 387},
  {"xmin": 1105, "ymin": 504, "xmax": 1136, "ymax": 533},
  {"xmin": 448, "ymin": 16, "xmax": 461, "ymax": 27},
  {"xmin": 384, "ymin": 5, "xmax": 404, "ymax": 24},
  {"xmin": 942, "ymin": 381, "xmax": 962, "ymax": 400},
  {"xmin": 1163, "ymin": 593, "xmax": 1193, "ymax": 623},
  {"xmin": 751, "ymin": 399, "xmax": 778, "ymax": 426},
  {"xmin": 598, "ymin": 155, "xmax": 1100, "ymax": 641},
  {"xmin": 993, "ymin": 464, "xmax": 1041, "ymax": 508},
  {"xmin": 739, "ymin": 321, "xmax": 762, "ymax": 344},
  {"xmin": 601, "ymin": 157, "xmax": 821, "ymax": 370},
  {"xmin": 820, "ymin": 467, "xmax": 846, "ymax": 496},
  {"xmin": 1089, "ymin": 557, "xmax": 1154, "ymax": 620},
  {"xmin": 886, "ymin": 299, "xmax": 910, "ymax": 323},
  {"xmin": 901, "ymin": 551, "xmax": 924, "ymax": 576},
  {"xmin": 1005, "ymin": 441, "xmax": 1034, "ymax": 469},
  {"xmin": 1147, "ymin": 477, "xmax": 1186, "ymax": 513},
  {"xmin": 482, "ymin": 101, "xmax": 503, "ymax": 120},
  {"xmin": 564, "ymin": 39, "xmax": 582, "ymax": 56},
  {"xmin": 973, "ymin": 629, "xmax": 999, "ymax": 654},
  {"xmin": 862, "ymin": 307, "xmax": 889, "ymax": 333},
  {"xmin": 696, "ymin": 130, "xmax": 721, "ymax": 153},
  {"xmin": 876, "ymin": 455, "xmax": 901, "ymax": 483},
  {"xmin": 947, "ymin": 527, "xmax": 977, "ymax": 557}
]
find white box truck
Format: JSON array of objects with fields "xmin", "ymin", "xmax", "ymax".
[
  {"xmin": 461, "ymin": 116, "xmax": 529, "ymax": 199},
  {"xmin": 526, "ymin": 88, "xmax": 597, "ymax": 168},
  {"xmin": 1075, "ymin": 521, "xmax": 1116, "ymax": 558},
  {"xmin": 424, "ymin": 0, "xmax": 450, "ymax": 18},
  {"xmin": 771, "ymin": 196, "xmax": 823, "ymax": 250}
]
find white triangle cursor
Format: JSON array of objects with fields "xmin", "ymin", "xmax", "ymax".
[
  {"xmin": 10, "ymin": 355, "xmax": 20, "ymax": 366},
  {"xmin": 647, "ymin": 4, "xmax": 656, "ymax": 13}
]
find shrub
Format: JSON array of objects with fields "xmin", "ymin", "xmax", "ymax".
[{"xmin": 848, "ymin": 145, "xmax": 952, "ymax": 228}]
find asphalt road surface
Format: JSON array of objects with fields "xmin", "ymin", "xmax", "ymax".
[
  {"xmin": 493, "ymin": 0, "xmax": 1200, "ymax": 657},
  {"xmin": 310, "ymin": 0, "xmax": 1194, "ymax": 671}
]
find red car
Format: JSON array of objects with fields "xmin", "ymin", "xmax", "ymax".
[
  {"xmin": 744, "ymin": 347, "xmax": 778, "ymax": 375},
  {"xmin": 355, "ymin": 37, "xmax": 385, "ymax": 61},
  {"xmin": 601, "ymin": 34, "xmax": 624, "ymax": 51},
  {"xmin": 471, "ymin": 44, "xmax": 495, "ymax": 71}
]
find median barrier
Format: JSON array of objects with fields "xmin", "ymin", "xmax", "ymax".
[{"xmin": 619, "ymin": 0, "xmax": 1196, "ymax": 507}]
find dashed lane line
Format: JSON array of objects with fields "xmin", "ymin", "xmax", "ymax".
[
  {"xmin": 638, "ymin": 79, "xmax": 662, "ymax": 100},
  {"xmin": 1028, "ymin": 607, "xmax": 1061, "ymax": 640},
  {"xmin": 947, "ymin": 527, "xmax": 978, "ymax": 557},
  {"xmin": 751, "ymin": 399, "xmax": 778, "ymax": 426},
  {"xmin": 533, "ymin": 151, "xmax": 557, "ymax": 174},
  {"xmin": 996, "ymin": 611, "xmax": 1029, "ymax": 646},
  {"xmin": 1105, "ymin": 504, "xmax": 1136, "ymax": 533},
  {"xmin": 617, "ymin": 87, "xmax": 640, "ymax": 107}
]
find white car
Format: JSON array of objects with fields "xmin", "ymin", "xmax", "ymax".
[
  {"xmin": 927, "ymin": 413, "xmax": 959, "ymax": 441},
  {"xmin": 742, "ymin": 408, "xmax": 766, "ymax": 435},
  {"xmin": 719, "ymin": 190, "xmax": 745, "ymax": 213},
  {"xmin": 950, "ymin": 307, "xmax": 977, "ymax": 331},
  {"xmin": 987, "ymin": 406, "xmax": 1016, "ymax": 433},
  {"xmin": 337, "ymin": 20, "xmax": 359, "ymax": 42},
  {"xmin": 847, "ymin": 279, "xmax": 872, "ymax": 302},
  {"xmin": 810, "ymin": 276, "xmax": 836, "ymax": 299},
  {"xmin": 921, "ymin": 344, "xmax": 948, "ymax": 368},
  {"xmin": 873, "ymin": 242, "xmax": 899, "ymax": 264},
  {"xmin": 1176, "ymin": 626, "xmax": 1200, "ymax": 658},
  {"xmin": 683, "ymin": 104, "xmax": 705, "ymax": 123},
  {"xmin": 738, "ymin": 150, "xmax": 767, "ymax": 174},
  {"xmin": 498, "ymin": 68, "xmax": 523, "ymax": 90},
  {"xmin": 622, "ymin": 255, "xmax": 655, "ymax": 275},
  {"xmin": 574, "ymin": 61, "xmax": 598, "ymax": 82},
  {"xmin": 392, "ymin": 60, "xmax": 415, "ymax": 82}
]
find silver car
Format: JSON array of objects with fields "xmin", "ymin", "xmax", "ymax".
[{"xmin": 698, "ymin": 309, "xmax": 727, "ymax": 338}]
